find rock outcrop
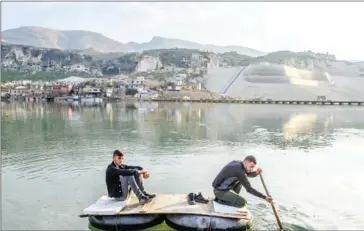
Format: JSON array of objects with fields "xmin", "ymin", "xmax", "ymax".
[{"xmin": 1, "ymin": 44, "xmax": 222, "ymax": 81}]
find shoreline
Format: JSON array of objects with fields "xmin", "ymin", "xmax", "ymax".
[{"xmin": 2, "ymin": 97, "xmax": 364, "ymax": 106}]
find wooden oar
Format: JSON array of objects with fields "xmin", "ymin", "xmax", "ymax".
[{"xmin": 259, "ymin": 173, "xmax": 283, "ymax": 230}]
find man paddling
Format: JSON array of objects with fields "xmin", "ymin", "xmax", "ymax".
[
  {"xmin": 106, "ymin": 150, "xmax": 156, "ymax": 204},
  {"xmin": 212, "ymin": 155, "xmax": 272, "ymax": 208}
]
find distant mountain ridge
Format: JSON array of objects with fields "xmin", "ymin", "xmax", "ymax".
[
  {"xmin": 126, "ymin": 36, "xmax": 265, "ymax": 57},
  {"xmin": 2, "ymin": 26, "xmax": 132, "ymax": 53},
  {"xmin": 1, "ymin": 26, "xmax": 265, "ymax": 57}
]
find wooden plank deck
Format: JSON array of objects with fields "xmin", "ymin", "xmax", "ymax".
[{"xmin": 117, "ymin": 194, "xmax": 251, "ymax": 219}]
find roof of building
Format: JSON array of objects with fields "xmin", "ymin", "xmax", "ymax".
[
  {"xmin": 57, "ymin": 76, "xmax": 87, "ymax": 83},
  {"xmin": 15, "ymin": 86, "xmax": 27, "ymax": 90}
]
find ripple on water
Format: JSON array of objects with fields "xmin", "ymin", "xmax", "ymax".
[
  {"xmin": 2, "ymin": 103, "xmax": 364, "ymax": 230},
  {"xmin": 250, "ymin": 202, "xmax": 314, "ymax": 230}
]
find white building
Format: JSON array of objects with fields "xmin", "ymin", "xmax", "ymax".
[
  {"xmin": 106, "ymin": 88, "xmax": 114, "ymax": 98},
  {"xmin": 10, "ymin": 86, "xmax": 28, "ymax": 96},
  {"xmin": 55, "ymin": 76, "xmax": 87, "ymax": 85},
  {"xmin": 133, "ymin": 76, "xmax": 145, "ymax": 85}
]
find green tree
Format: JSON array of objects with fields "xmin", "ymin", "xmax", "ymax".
[{"xmin": 125, "ymin": 88, "xmax": 138, "ymax": 96}]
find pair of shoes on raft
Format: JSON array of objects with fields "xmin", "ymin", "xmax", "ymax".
[
  {"xmin": 187, "ymin": 192, "xmax": 209, "ymax": 205},
  {"xmin": 139, "ymin": 192, "xmax": 156, "ymax": 205}
]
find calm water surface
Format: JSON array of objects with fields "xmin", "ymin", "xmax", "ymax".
[{"xmin": 2, "ymin": 102, "xmax": 364, "ymax": 230}]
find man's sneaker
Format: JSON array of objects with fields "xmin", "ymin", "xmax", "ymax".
[
  {"xmin": 144, "ymin": 192, "xmax": 156, "ymax": 199},
  {"xmin": 195, "ymin": 192, "xmax": 209, "ymax": 204},
  {"xmin": 187, "ymin": 192, "xmax": 196, "ymax": 205},
  {"xmin": 139, "ymin": 195, "xmax": 153, "ymax": 205}
]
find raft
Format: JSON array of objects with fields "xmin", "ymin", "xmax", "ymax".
[
  {"xmin": 164, "ymin": 200, "xmax": 252, "ymax": 230},
  {"xmin": 165, "ymin": 200, "xmax": 253, "ymax": 230},
  {"xmin": 80, "ymin": 194, "xmax": 253, "ymax": 231}
]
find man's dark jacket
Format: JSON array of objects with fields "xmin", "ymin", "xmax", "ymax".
[{"xmin": 105, "ymin": 162, "xmax": 143, "ymax": 198}]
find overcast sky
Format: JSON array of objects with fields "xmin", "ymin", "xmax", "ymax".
[{"xmin": 2, "ymin": 2, "xmax": 363, "ymax": 60}]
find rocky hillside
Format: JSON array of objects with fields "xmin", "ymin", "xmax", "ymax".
[
  {"xmin": 1, "ymin": 44, "xmax": 222, "ymax": 81},
  {"xmin": 2, "ymin": 43, "xmax": 363, "ymax": 82},
  {"xmin": 2, "ymin": 26, "xmax": 264, "ymax": 57}
]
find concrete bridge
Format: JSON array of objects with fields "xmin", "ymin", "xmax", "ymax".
[{"xmin": 152, "ymin": 98, "xmax": 364, "ymax": 106}]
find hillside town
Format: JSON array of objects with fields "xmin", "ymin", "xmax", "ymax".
[{"xmin": 0, "ymin": 74, "xmax": 211, "ymax": 103}]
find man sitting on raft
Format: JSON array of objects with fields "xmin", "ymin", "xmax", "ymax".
[
  {"xmin": 212, "ymin": 155, "xmax": 272, "ymax": 208},
  {"xmin": 106, "ymin": 150, "xmax": 156, "ymax": 204}
]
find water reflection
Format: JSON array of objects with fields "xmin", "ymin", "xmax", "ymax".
[
  {"xmin": 2, "ymin": 102, "xmax": 364, "ymax": 230},
  {"xmin": 2, "ymin": 102, "xmax": 364, "ymax": 159},
  {"xmin": 283, "ymin": 113, "xmax": 318, "ymax": 141}
]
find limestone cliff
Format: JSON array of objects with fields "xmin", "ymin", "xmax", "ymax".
[
  {"xmin": 1, "ymin": 45, "xmax": 222, "ymax": 81},
  {"xmin": 135, "ymin": 55, "xmax": 163, "ymax": 73}
]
